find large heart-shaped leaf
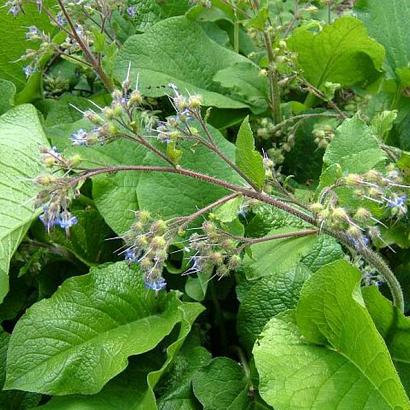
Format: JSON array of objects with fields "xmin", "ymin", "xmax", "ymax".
[
  {"xmin": 0, "ymin": 104, "xmax": 49, "ymax": 303},
  {"xmin": 288, "ymin": 16, "xmax": 385, "ymax": 90},
  {"xmin": 114, "ymin": 16, "xmax": 250, "ymax": 109},
  {"xmin": 237, "ymin": 264, "xmax": 310, "ymax": 351},
  {"xmin": 5, "ymin": 262, "xmax": 202, "ymax": 395},
  {"xmin": 355, "ymin": 0, "xmax": 410, "ymax": 78},
  {"xmin": 253, "ymin": 260, "xmax": 410, "ymax": 409}
]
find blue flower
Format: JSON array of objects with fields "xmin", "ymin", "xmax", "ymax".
[
  {"xmin": 58, "ymin": 212, "xmax": 78, "ymax": 229},
  {"xmin": 351, "ymin": 235, "xmax": 370, "ymax": 250},
  {"xmin": 184, "ymin": 255, "xmax": 202, "ymax": 275},
  {"xmin": 144, "ymin": 277, "xmax": 166, "ymax": 291},
  {"xmin": 127, "ymin": 6, "xmax": 136, "ymax": 17},
  {"xmin": 56, "ymin": 12, "xmax": 66, "ymax": 26},
  {"xmin": 7, "ymin": 2, "xmax": 21, "ymax": 16},
  {"xmin": 39, "ymin": 208, "xmax": 59, "ymax": 231},
  {"xmin": 70, "ymin": 129, "xmax": 88, "ymax": 146},
  {"xmin": 25, "ymin": 26, "xmax": 39, "ymax": 40},
  {"xmin": 124, "ymin": 248, "xmax": 141, "ymax": 262},
  {"xmin": 386, "ymin": 194, "xmax": 407, "ymax": 208},
  {"xmin": 23, "ymin": 65, "xmax": 36, "ymax": 78}
]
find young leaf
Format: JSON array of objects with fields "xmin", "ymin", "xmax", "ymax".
[
  {"xmin": 323, "ymin": 116, "xmax": 386, "ymax": 173},
  {"xmin": 288, "ymin": 16, "xmax": 385, "ymax": 90},
  {"xmin": 5, "ymin": 262, "xmax": 202, "ymax": 395},
  {"xmin": 114, "ymin": 16, "xmax": 251, "ymax": 109},
  {"xmin": 192, "ymin": 357, "xmax": 252, "ymax": 409},
  {"xmin": 140, "ymin": 302, "xmax": 205, "ymax": 408},
  {"xmin": 235, "ymin": 116, "xmax": 265, "ymax": 190},
  {"xmin": 253, "ymin": 260, "xmax": 410, "ymax": 409},
  {"xmin": 363, "ymin": 286, "xmax": 410, "ymax": 394},
  {"xmin": 0, "ymin": 105, "xmax": 50, "ymax": 303}
]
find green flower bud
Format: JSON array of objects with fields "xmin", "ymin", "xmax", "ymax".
[{"xmin": 151, "ymin": 236, "xmax": 166, "ymax": 250}]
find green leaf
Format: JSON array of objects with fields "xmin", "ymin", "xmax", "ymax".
[
  {"xmin": 363, "ymin": 286, "xmax": 410, "ymax": 394},
  {"xmin": 355, "ymin": 0, "xmax": 410, "ymax": 78},
  {"xmin": 213, "ymin": 196, "xmax": 243, "ymax": 223},
  {"xmin": 371, "ymin": 110, "xmax": 398, "ymax": 140},
  {"xmin": 235, "ymin": 116, "xmax": 265, "ymax": 190},
  {"xmin": 213, "ymin": 62, "xmax": 268, "ymax": 113},
  {"xmin": 5, "ymin": 262, "xmax": 202, "ymax": 395},
  {"xmin": 0, "ymin": 105, "xmax": 49, "ymax": 303},
  {"xmin": 0, "ymin": 79, "xmax": 16, "ymax": 115},
  {"xmin": 253, "ymin": 260, "xmax": 410, "ymax": 409},
  {"xmin": 192, "ymin": 357, "xmax": 252, "ymax": 410},
  {"xmin": 114, "ymin": 16, "xmax": 250, "ymax": 109},
  {"xmin": 237, "ymin": 265, "xmax": 310, "ymax": 351},
  {"xmin": 288, "ymin": 16, "xmax": 385, "ymax": 90},
  {"xmin": 242, "ymin": 227, "xmax": 318, "ymax": 280},
  {"xmin": 185, "ymin": 271, "xmax": 212, "ymax": 302},
  {"xmin": 156, "ymin": 337, "xmax": 212, "ymax": 410},
  {"xmin": 0, "ymin": 2, "xmax": 53, "ymax": 90},
  {"xmin": 137, "ymin": 124, "xmax": 242, "ymax": 220},
  {"xmin": 323, "ymin": 116, "xmax": 386, "ymax": 174},
  {"xmin": 38, "ymin": 305, "xmax": 204, "ymax": 410},
  {"xmin": 300, "ymin": 234, "xmax": 344, "ymax": 272},
  {"xmin": 47, "ymin": 208, "xmax": 117, "ymax": 266},
  {"xmin": 139, "ymin": 302, "xmax": 205, "ymax": 408},
  {"xmin": 0, "ymin": 330, "xmax": 41, "ymax": 409}
]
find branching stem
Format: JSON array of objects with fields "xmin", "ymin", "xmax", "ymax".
[{"xmin": 68, "ymin": 163, "xmax": 404, "ymax": 311}]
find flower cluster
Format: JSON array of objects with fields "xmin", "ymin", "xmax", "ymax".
[
  {"xmin": 312, "ymin": 122, "xmax": 335, "ymax": 149},
  {"xmin": 185, "ymin": 221, "xmax": 241, "ymax": 278},
  {"xmin": 121, "ymin": 211, "xmax": 171, "ymax": 291},
  {"xmin": 69, "ymin": 82, "xmax": 156, "ymax": 146},
  {"xmin": 156, "ymin": 84, "xmax": 202, "ymax": 142},
  {"xmin": 35, "ymin": 147, "xmax": 82, "ymax": 232},
  {"xmin": 189, "ymin": 0, "xmax": 212, "ymax": 8},
  {"xmin": 312, "ymin": 167, "xmax": 409, "ymax": 249},
  {"xmin": 20, "ymin": 25, "xmax": 51, "ymax": 78},
  {"xmin": 5, "ymin": 0, "xmax": 42, "ymax": 16}
]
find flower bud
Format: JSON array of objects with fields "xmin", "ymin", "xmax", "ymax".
[
  {"xmin": 309, "ymin": 202, "xmax": 324, "ymax": 213},
  {"xmin": 188, "ymin": 95, "xmax": 202, "ymax": 109},
  {"xmin": 228, "ymin": 255, "xmax": 241, "ymax": 270},
  {"xmin": 129, "ymin": 90, "xmax": 143, "ymax": 105},
  {"xmin": 344, "ymin": 174, "xmax": 362, "ymax": 186},
  {"xmin": 151, "ymin": 220, "xmax": 167, "ymax": 234},
  {"xmin": 332, "ymin": 207, "xmax": 348, "ymax": 221},
  {"xmin": 354, "ymin": 207, "xmax": 371, "ymax": 222},
  {"xmin": 151, "ymin": 236, "xmax": 166, "ymax": 250},
  {"xmin": 210, "ymin": 251, "xmax": 223, "ymax": 265},
  {"xmin": 35, "ymin": 175, "xmax": 57, "ymax": 185}
]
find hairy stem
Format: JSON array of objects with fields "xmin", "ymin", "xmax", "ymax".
[
  {"xmin": 69, "ymin": 164, "xmax": 404, "ymax": 311},
  {"xmin": 57, "ymin": 0, "xmax": 114, "ymax": 92},
  {"xmin": 263, "ymin": 31, "xmax": 282, "ymax": 124}
]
